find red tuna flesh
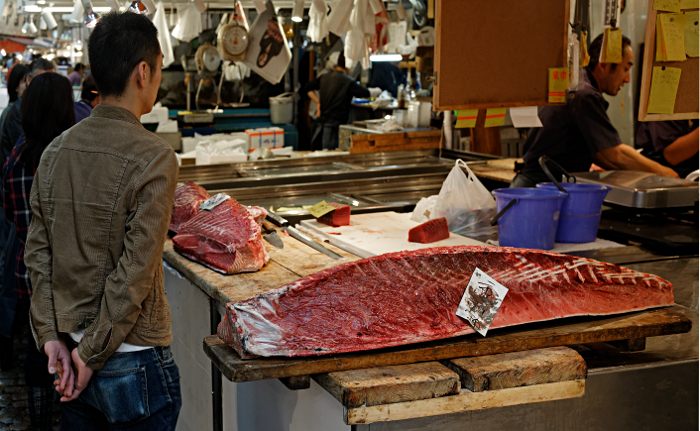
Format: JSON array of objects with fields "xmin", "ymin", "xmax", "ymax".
[
  {"xmin": 317, "ymin": 202, "xmax": 351, "ymax": 227},
  {"xmin": 408, "ymin": 217, "xmax": 450, "ymax": 243},
  {"xmin": 170, "ymin": 181, "xmax": 210, "ymax": 233},
  {"xmin": 218, "ymin": 246, "xmax": 674, "ymax": 358},
  {"xmin": 173, "ymin": 198, "xmax": 270, "ymax": 274}
]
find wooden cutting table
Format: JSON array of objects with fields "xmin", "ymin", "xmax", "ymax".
[{"xmin": 162, "ymin": 232, "xmax": 695, "ymax": 430}]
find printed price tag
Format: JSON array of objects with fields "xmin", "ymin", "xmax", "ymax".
[
  {"xmin": 308, "ymin": 200, "xmax": 336, "ymax": 218},
  {"xmin": 456, "ymin": 268, "xmax": 509, "ymax": 336},
  {"xmin": 200, "ymin": 193, "xmax": 231, "ymax": 211}
]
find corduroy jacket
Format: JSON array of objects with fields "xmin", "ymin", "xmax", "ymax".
[{"xmin": 25, "ymin": 104, "xmax": 179, "ymax": 370}]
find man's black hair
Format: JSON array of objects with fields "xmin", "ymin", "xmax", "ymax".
[
  {"xmin": 87, "ymin": 12, "xmax": 161, "ymax": 98},
  {"xmin": 18, "ymin": 73, "xmax": 75, "ymax": 169},
  {"xmin": 74, "ymin": 62, "xmax": 85, "ymax": 72},
  {"xmin": 586, "ymin": 33, "xmax": 632, "ymax": 73},
  {"xmin": 28, "ymin": 58, "xmax": 55, "ymax": 77},
  {"xmin": 80, "ymin": 74, "xmax": 99, "ymax": 102},
  {"xmin": 7, "ymin": 64, "xmax": 28, "ymax": 102}
]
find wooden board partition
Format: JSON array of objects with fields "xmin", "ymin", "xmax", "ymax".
[
  {"xmin": 203, "ymin": 306, "xmax": 691, "ymax": 383},
  {"xmin": 639, "ymin": 0, "xmax": 699, "ymax": 121},
  {"xmin": 433, "ymin": 0, "xmax": 569, "ymax": 110}
]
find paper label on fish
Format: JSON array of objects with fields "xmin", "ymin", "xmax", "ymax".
[
  {"xmin": 200, "ymin": 193, "xmax": 231, "ymax": 210},
  {"xmin": 456, "ymin": 268, "xmax": 508, "ymax": 336},
  {"xmin": 308, "ymin": 200, "xmax": 337, "ymax": 218}
]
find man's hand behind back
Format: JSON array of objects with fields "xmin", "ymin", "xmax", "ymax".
[
  {"xmin": 59, "ymin": 348, "xmax": 94, "ymax": 402},
  {"xmin": 44, "ymin": 340, "xmax": 74, "ymax": 398}
]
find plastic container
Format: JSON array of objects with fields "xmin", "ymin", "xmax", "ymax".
[
  {"xmin": 491, "ymin": 188, "xmax": 567, "ymax": 250},
  {"xmin": 269, "ymin": 93, "xmax": 294, "ymax": 124},
  {"xmin": 536, "ymin": 182, "xmax": 610, "ymax": 243}
]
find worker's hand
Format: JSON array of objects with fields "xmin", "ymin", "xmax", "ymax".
[
  {"xmin": 316, "ymin": 105, "xmax": 321, "ymax": 118},
  {"xmin": 61, "ymin": 348, "xmax": 94, "ymax": 402},
  {"xmin": 368, "ymin": 87, "xmax": 382, "ymax": 98},
  {"xmin": 658, "ymin": 165, "xmax": 680, "ymax": 179},
  {"xmin": 44, "ymin": 340, "xmax": 74, "ymax": 397}
]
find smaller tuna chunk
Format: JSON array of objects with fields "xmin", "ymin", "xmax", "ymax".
[
  {"xmin": 317, "ymin": 202, "xmax": 351, "ymax": 227},
  {"xmin": 173, "ymin": 198, "xmax": 270, "ymax": 274},
  {"xmin": 408, "ymin": 217, "xmax": 450, "ymax": 243},
  {"xmin": 246, "ymin": 206, "xmax": 268, "ymax": 225},
  {"xmin": 170, "ymin": 181, "xmax": 211, "ymax": 233}
]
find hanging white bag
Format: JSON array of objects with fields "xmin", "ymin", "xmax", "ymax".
[{"xmin": 431, "ymin": 159, "xmax": 496, "ymax": 235}]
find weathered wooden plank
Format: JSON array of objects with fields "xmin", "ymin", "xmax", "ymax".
[
  {"xmin": 313, "ymin": 362, "xmax": 459, "ymax": 408},
  {"xmin": 278, "ymin": 375, "xmax": 311, "ymax": 390},
  {"xmin": 202, "ymin": 306, "xmax": 691, "ymax": 383},
  {"xmin": 163, "ymin": 235, "xmax": 358, "ymax": 305},
  {"xmin": 446, "ymin": 346, "xmax": 586, "ymax": 392},
  {"xmin": 344, "ymin": 379, "xmax": 586, "ymax": 425}
]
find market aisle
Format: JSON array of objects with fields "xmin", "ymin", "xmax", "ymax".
[{"xmin": 0, "ymin": 328, "xmax": 60, "ymax": 431}]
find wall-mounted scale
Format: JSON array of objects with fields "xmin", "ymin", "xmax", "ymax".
[{"xmin": 215, "ymin": 0, "xmax": 250, "ymax": 107}]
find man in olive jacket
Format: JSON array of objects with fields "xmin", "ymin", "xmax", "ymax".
[{"xmin": 25, "ymin": 12, "xmax": 181, "ymax": 429}]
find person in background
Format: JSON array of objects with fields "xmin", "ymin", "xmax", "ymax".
[
  {"xmin": 74, "ymin": 74, "xmax": 100, "ymax": 122},
  {"xmin": 511, "ymin": 33, "xmax": 678, "ymax": 187},
  {"xmin": 25, "ymin": 11, "xmax": 181, "ymax": 430},
  {"xmin": 0, "ymin": 63, "xmax": 29, "ymax": 372},
  {"xmin": 3, "ymin": 72, "xmax": 75, "ymax": 431},
  {"xmin": 635, "ymin": 120, "xmax": 699, "ymax": 179},
  {"xmin": 305, "ymin": 51, "xmax": 381, "ymax": 150},
  {"xmin": 368, "ymin": 61, "xmax": 405, "ymax": 97},
  {"xmin": 68, "ymin": 62, "xmax": 85, "ymax": 86},
  {"xmin": 1, "ymin": 59, "xmax": 55, "ymax": 165}
]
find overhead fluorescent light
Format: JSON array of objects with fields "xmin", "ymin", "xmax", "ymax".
[{"xmin": 370, "ymin": 54, "xmax": 403, "ymax": 62}]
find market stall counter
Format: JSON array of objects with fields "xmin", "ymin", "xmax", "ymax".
[{"xmin": 163, "ymin": 225, "xmax": 697, "ymax": 431}]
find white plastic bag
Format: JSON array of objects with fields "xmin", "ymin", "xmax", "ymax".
[
  {"xmin": 432, "ymin": 159, "xmax": 496, "ymax": 235},
  {"xmin": 410, "ymin": 195, "xmax": 438, "ymax": 223}
]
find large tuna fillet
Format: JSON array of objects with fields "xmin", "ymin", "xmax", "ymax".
[
  {"xmin": 173, "ymin": 198, "xmax": 270, "ymax": 274},
  {"xmin": 170, "ymin": 181, "xmax": 211, "ymax": 233},
  {"xmin": 218, "ymin": 246, "xmax": 674, "ymax": 358}
]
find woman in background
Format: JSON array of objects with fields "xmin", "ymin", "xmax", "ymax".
[{"xmin": 3, "ymin": 72, "xmax": 75, "ymax": 431}]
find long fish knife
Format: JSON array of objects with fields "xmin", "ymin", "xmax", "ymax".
[{"xmin": 286, "ymin": 226, "xmax": 343, "ymax": 260}]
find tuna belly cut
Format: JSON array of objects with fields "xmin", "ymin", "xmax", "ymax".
[
  {"xmin": 170, "ymin": 181, "xmax": 211, "ymax": 233},
  {"xmin": 173, "ymin": 199, "xmax": 270, "ymax": 274},
  {"xmin": 218, "ymin": 246, "xmax": 674, "ymax": 358}
]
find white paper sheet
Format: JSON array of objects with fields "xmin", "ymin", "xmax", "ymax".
[{"xmin": 509, "ymin": 106, "xmax": 543, "ymax": 128}]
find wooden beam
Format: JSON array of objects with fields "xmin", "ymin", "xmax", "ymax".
[
  {"xmin": 313, "ymin": 362, "xmax": 459, "ymax": 408},
  {"xmin": 345, "ymin": 379, "xmax": 586, "ymax": 424},
  {"xmin": 607, "ymin": 337, "xmax": 647, "ymax": 352},
  {"xmin": 445, "ymin": 347, "xmax": 586, "ymax": 392}
]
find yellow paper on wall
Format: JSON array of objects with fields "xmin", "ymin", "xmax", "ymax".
[
  {"xmin": 548, "ymin": 68, "xmax": 568, "ymax": 103},
  {"xmin": 455, "ymin": 109, "xmax": 479, "ymax": 128},
  {"xmin": 680, "ymin": 0, "xmax": 699, "ymax": 9},
  {"xmin": 654, "ymin": 0, "xmax": 681, "ymax": 12},
  {"xmin": 647, "ymin": 66, "xmax": 682, "ymax": 114},
  {"xmin": 484, "ymin": 108, "xmax": 507, "ymax": 128},
  {"xmin": 601, "ymin": 28, "xmax": 623, "ymax": 63},
  {"xmin": 656, "ymin": 16, "xmax": 667, "ymax": 61},
  {"xmin": 659, "ymin": 13, "xmax": 688, "ymax": 61},
  {"xmin": 685, "ymin": 11, "xmax": 699, "ymax": 57},
  {"xmin": 581, "ymin": 31, "xmax": 590, "ymax": 67}
]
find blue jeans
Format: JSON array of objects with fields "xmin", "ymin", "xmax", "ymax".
[{"xmin": 61, "ymin": 346, "xmax": 181, "ymax": 431}]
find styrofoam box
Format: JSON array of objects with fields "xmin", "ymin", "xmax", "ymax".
[
  {"xmin": 182, "ymin": 132, "xmax": 248, "ymax": 153},
  {"xmin": 245, "ymin": 127, "xmax": 285, "ymax": 150}
]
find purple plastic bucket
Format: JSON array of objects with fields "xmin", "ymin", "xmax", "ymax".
[
  {"xmin": 492, "ymin": 188, "xmax": 567, "ymax": 250},
  {"xmin": 536, "ymin": 182, "xmax": 611, "ymax": 243}
]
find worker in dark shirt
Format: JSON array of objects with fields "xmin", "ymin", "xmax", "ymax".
[
  {"xmin": 511, "ymin": 33, "xmax": 678, "ymax": 187},
  {"xmin": 305, "ymin": 52, "xmax": 380, "ymax": 150},
  {"xmin": 635, "ymin": 120, "xmax": 699, "ymax": 179}
]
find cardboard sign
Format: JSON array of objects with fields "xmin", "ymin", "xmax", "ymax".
[
  {"xmin": 484, "ymin": 108, "xmax": 507, "ymax": 128},
  {"xmin": 455, "ymin": 109, "xmax": 479, "ymax": 128},
  {"xmin": 308, "ymin": 201, "xmax": 337, "ymax": 218},
  {"xmin": 243, "ymin": 0, "xmax": 292, "ymax": 84},
  {"xmin": 647, "ymin": 66, "xmax": 682, "ymax": 114}
]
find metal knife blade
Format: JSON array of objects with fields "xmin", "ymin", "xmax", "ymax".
[
  {"xmin": 263, "ymin": 230, "xmax": 284, "ymax": 249},
  {"xmin": 286, "ymin": 226, "xmax": 343, "ymax": 260},
  {"xmin": 266, "ymin": 211, "xmax": 289, "ymax": 227}
]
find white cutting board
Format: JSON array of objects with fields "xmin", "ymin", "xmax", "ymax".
[{"xmin": 299, "ymin": 212, "xmax": 486, "ymax": 259}]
